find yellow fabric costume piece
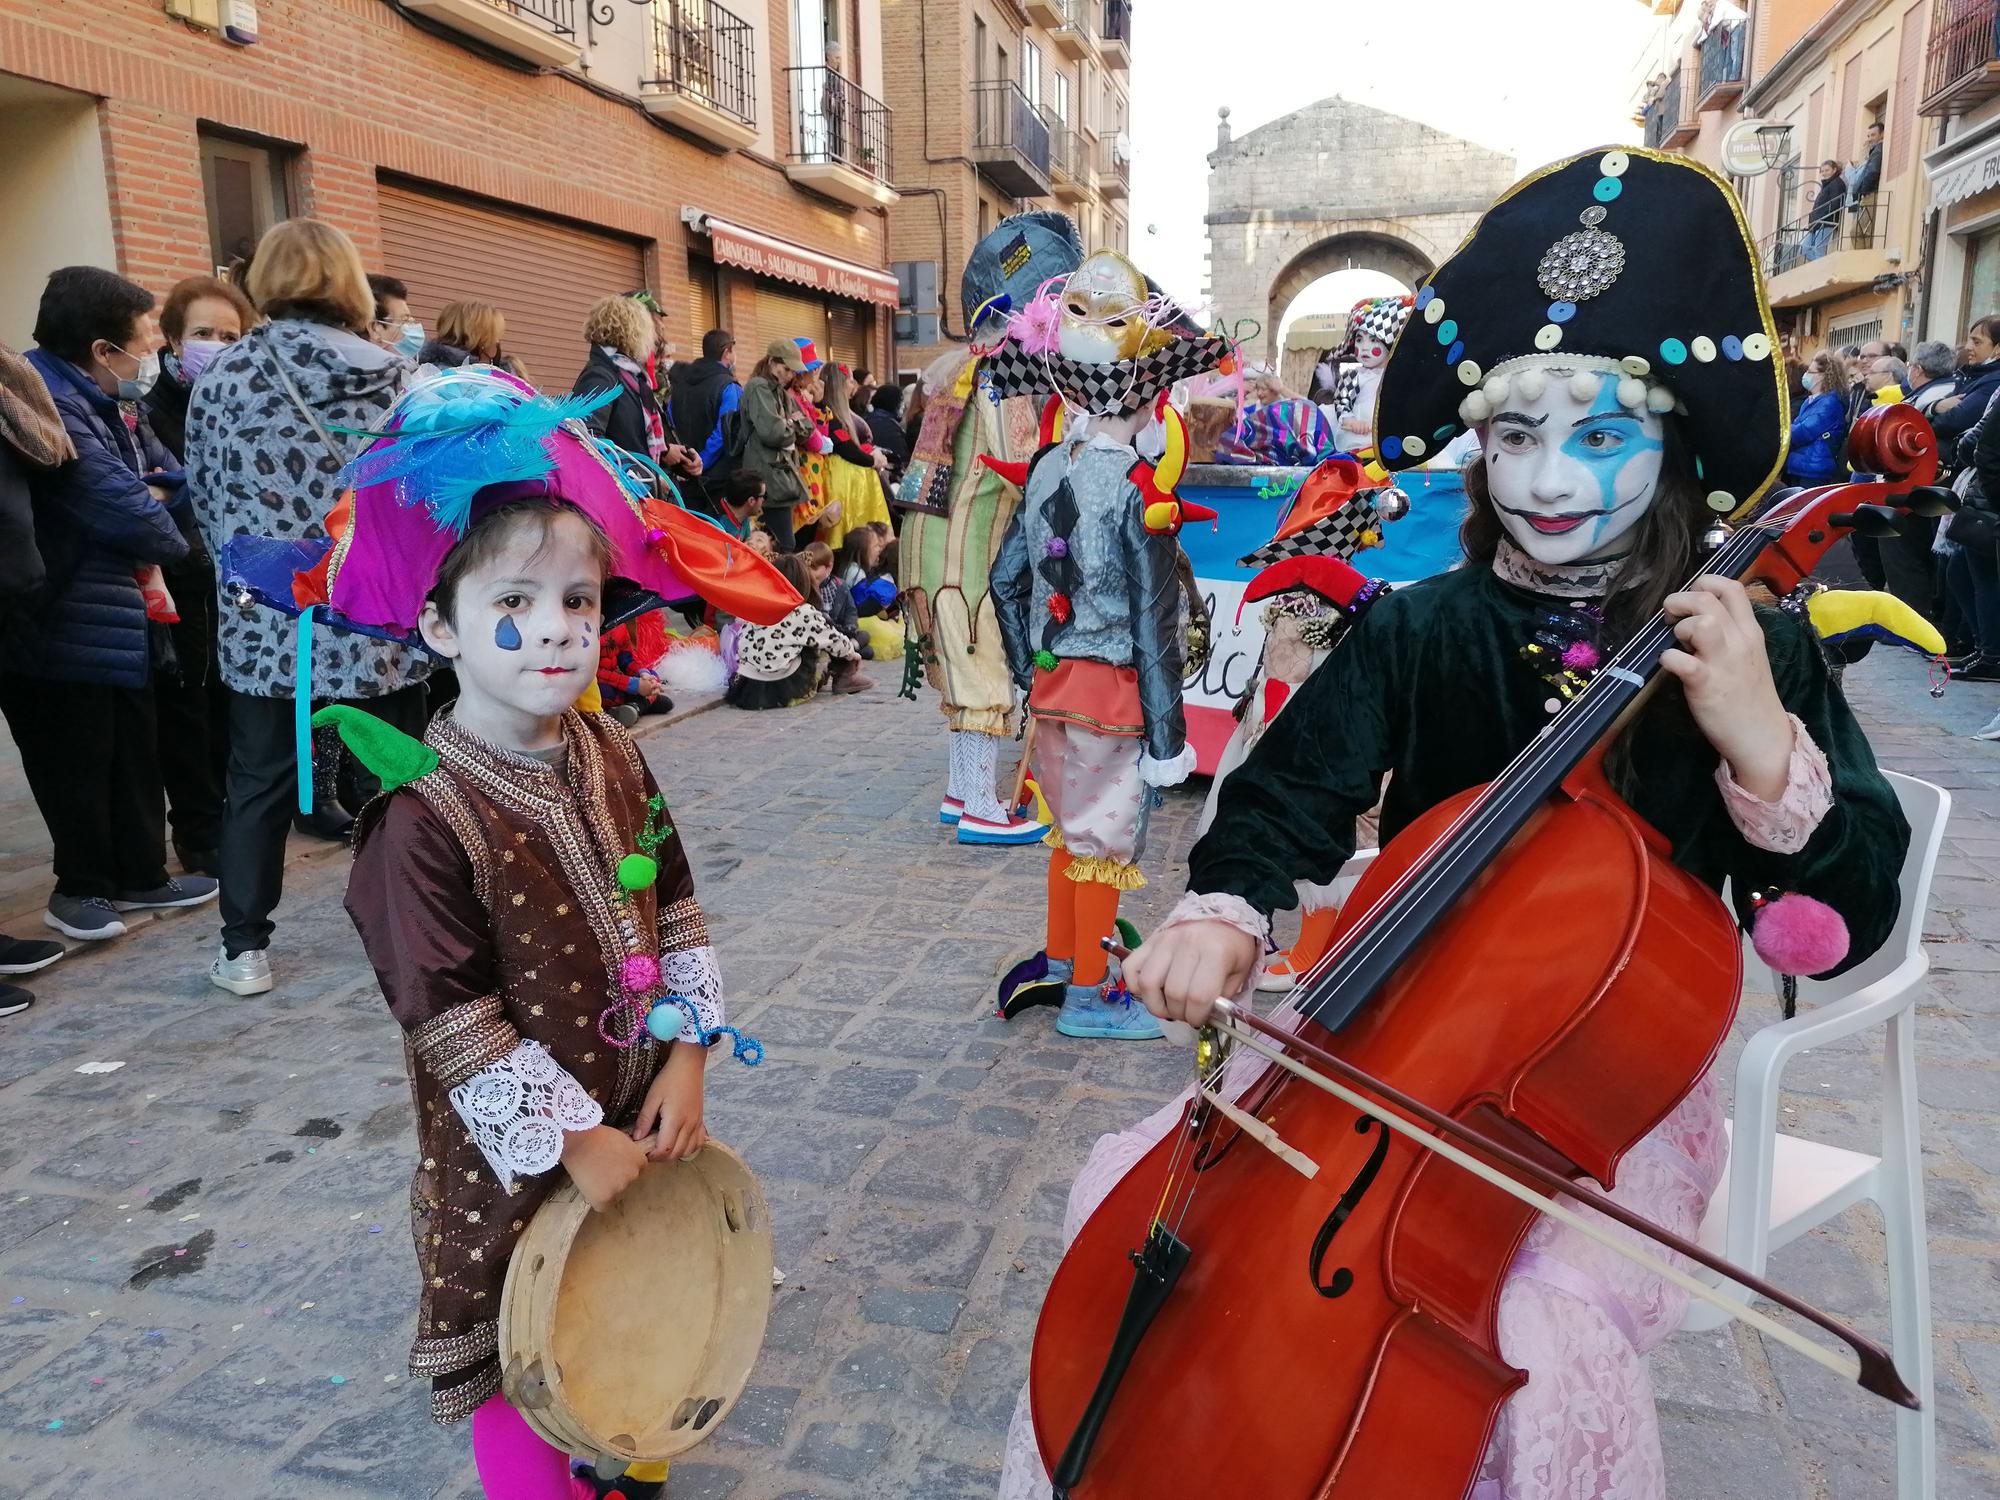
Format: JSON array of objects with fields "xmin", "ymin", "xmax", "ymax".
[
  {"xmin": 1806, "ymin": 588, "xmax": 1947, "ymax": 657},
  {"xmin": 576, "ymin": 680, "xmax": 603, "ymax": 714},
  {"xmin": 819, "ymin": 456, "xmax": 892, "ymax": 549}
]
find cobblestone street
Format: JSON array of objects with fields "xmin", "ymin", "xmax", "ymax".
[{"xmin": 0, "ymin": 654, "xmax": 1996, "ymax": 1499}]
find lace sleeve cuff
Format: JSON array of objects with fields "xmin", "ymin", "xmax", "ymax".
[
  {"xmin": 659, "ymin": 945, "xmax": 725, "ymax": 1045},
  {"xmin": 1139, "ymin": 745, "xmax": 1197, "ymax": 788},
  {"xmin": 1164, "ymin": 890, "xmax": 1271, "ymax": 944},
  {"xmin": 447, "ymin": 1040, "xmax": 604, "ymax": 1195},
  {"xmin": 1714, "ymin": 714, "xmax": 1833, "ymax": 855}
]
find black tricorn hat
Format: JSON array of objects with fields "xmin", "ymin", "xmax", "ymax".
[{"xmin": 1375, "ymin": 147, "xmax": 1789, "ymax": 520}]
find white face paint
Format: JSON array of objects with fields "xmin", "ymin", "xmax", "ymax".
[
  {"xmin": 1481, "ymin": 367, "xmax": 1666, "ymax": 567},
  {"xmin": 1355, "ymin": 337, "xmax": 1390, "ymax": 371}
]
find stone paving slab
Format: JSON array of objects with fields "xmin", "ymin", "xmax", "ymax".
[{"xmin": 0, "ymin": 655, "xmax": 1991, "ymax": 1497}]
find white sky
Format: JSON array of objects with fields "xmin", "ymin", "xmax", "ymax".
[{"xmin": 1127, "ymin": 0, "xmax": 1659, "ymax": 344}]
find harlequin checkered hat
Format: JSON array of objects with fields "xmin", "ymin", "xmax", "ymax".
[
  {"xmin": 1340, "ymin": 296, "xmax": 1412, "ymax": 359},
  {"xmin": 1375, "ymin": 147, "xmax": 1788, "ymax": 520}
]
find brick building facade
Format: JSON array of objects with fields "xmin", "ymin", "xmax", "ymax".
[
  {"xmin": 879, "ymin": 0, "xmax": 1130, "ymax": 375},
  {"xmin": 0, "ymin": 0, "xmax": 901, "ymax": 392}
]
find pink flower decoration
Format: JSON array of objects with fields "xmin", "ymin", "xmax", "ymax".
[
  {"xmin": 1006, "ymin": 289, "xmax": 1065, "ymax": 355},
  {"xmin": 621, "ymin": 953, "xmax": 660, "ymax": 994},
  {"xmin": 1561, "ymin": 641, "xmax": 1601, "ymax": 672}
]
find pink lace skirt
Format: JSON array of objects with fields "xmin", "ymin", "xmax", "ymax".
[{"xmin": 996, "ymin": 1012, "xmax": 1727, "ymax": 1500}]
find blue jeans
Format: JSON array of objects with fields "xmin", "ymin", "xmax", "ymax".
[{"xmin": 1803, "ymin": 224, "xmax": 1834, "ymax": 261}]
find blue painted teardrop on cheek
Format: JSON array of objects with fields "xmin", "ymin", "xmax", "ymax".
[{"xmin": 494, "ymin": 616, "xmax": 523, "ymax": 651}]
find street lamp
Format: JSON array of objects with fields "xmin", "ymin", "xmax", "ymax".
[{"xmin": 1756, "ymin": 123, "xmax": 1795, "ymax": 170}]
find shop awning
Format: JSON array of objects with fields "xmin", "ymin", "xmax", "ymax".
[{"xmin": 687, "ymin": 212, "xmax": 899, "ymax": 307}]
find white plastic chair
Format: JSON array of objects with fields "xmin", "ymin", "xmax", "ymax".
[{"xmin": 1679, "ymin": 771, "xmax": 1948, "ymax": 1500}]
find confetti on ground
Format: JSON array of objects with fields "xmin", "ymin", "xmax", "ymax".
[
  {"xmin": 44, "ymin": 1419, "xmax": 61, "ymax": 1431},
  {"xmin": 299, "ymin": 1301, "xmax": 315, "ymax": 1311},
  {"xmin": 253, "ymin": 1377, "xmax": 266, "ymax": 1386},
  {"xmin": 384, "ymin": 1374, "xmax": 398, "ymax": 1382},
  {"xmin": 86, "ymin": 1256, "xmax": 98, "ymax": 1263},
  {"xmin": 329, "ymin": 1375, "xmax": 346, "ymax": 1385},
  {"xmin": 74, "ymin": 1061, "xmax": 124, "ymax": 1075},
  {"xmin": 9, "ymin": 1296, "xmax": 24, "ymax": 1305},
  {"xmin": 178, "ymin": 1214, "xmax": 199, "ymax": 1223},
  {"xmin": 231, "ymin": 1323, "xmax": 243, "ymax": 1332},
  {"xmin": 369, "ymin": 1224, "xmax": 383, "ymax": 1234},
  {"xmin": 90, "ymin": 1378, "xmax": 104, "ymax": 1386}
]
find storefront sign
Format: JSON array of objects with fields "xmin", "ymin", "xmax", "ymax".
[
  {"xmin": 697, "ymin": 215, "xmax": 898, "ymax": 306},
  {"xmin": 1930, "ymin": 135, "xmax": 2000, "ymax": 209}
]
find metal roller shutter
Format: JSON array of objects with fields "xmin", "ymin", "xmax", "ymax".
[
  {"xmin": 752, "ymin": 286, "xmax": 829, "ymax": 360},
  {"xmin": 378, "ymin": 180, "xmax": 647, "ymax": 395},
  {"xmin": 827, "ymin": 303, "xmax": 867, "ymax": 370},
  {"xmin": 689, "ymin": 256, "xmax": 720, "ymax": 346}
]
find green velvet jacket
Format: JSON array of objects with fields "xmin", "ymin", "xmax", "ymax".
[{"xmin": 1188, "ymin": 563, "xmax": 1910, "ymax": 977}]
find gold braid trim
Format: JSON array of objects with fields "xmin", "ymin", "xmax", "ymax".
[
  {"xmin": 1064, "ymin": 854, "xmax": 1147, "ymax": 890},
  {"xmin": 658, "ymin": 895, "xmax": 710, "ymax": 954},
  {"xmin": 429, "ymin": 1357, "xmax": 502, "ymax": 1425},
  {"xmin": 409, "ymin": 995, "xmax": 519, "ymax": 1091}
]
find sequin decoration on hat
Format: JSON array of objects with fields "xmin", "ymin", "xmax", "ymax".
[{"xmin": 1375, "ymin": 146, "xmax": 1789, "ymax": 521}]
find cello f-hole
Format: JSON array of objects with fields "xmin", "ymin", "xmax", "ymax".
[{"xmin": 1308, "ymin": 1115, "xmax": 1390, "ymax": 1299}]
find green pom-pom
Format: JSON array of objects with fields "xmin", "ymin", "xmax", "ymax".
[
  {"xmin": 1033, "ymin": 649, "xmax": 1059, "ymax": 672},
  {"xmin": 616, "ymin": 853, "xmax": 659, "ymax": 892}
]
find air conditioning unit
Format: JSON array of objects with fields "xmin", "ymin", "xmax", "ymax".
[{"xmin": 895, "ymin": 313, "xmax": 941, "ymax": 344}]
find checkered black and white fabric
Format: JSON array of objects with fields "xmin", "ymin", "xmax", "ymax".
[
  {"xmin": 1237, "ymin": 493, "xmax": 1384, "ymax": 567},
  {"xmin": 982, "ymin": 336, "xmax": 1233, "ymax": 418}
]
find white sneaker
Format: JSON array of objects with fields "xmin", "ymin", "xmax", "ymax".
[
  {"xmin": 1974, "ymin": 711, "xmax": 2000, "ymax": 742},
  {"xmin": 210, "ymin": 945, "xmax": 274, "ymax": 996}
]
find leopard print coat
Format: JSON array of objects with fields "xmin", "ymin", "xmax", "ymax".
[{"xmin": 185, "ymin": 319, "xmax": 433, "ymax": 700}]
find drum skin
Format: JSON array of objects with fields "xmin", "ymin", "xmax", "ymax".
[{"xmin": 499, "ymin": 1141, "xmax": 773, "ymax": 1462}]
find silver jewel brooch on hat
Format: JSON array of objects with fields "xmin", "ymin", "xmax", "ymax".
[{"xmin": 1537, "ymin": 229, "xmax": 1626, "ymax": 303}]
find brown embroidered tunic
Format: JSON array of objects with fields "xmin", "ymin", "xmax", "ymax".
[{"xmin": 347, "ymin": 708, "xmax": 717, "ymax": 1422}]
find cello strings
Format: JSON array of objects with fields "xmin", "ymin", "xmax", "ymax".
[{"xmin": 1286, "ymin": 520, "xmax": 1777, "ymax": 1024}]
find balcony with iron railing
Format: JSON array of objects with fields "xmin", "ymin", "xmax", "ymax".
[
  {"xmin": 1024, "ymin": 0, "xmax": 1066, "ymax": 28},
  {"xmin": 783, "ymin": 65, "xmax": 896, "ymax": 209},
  {"xmin": 1763, "ymin": 191, "xmax": 1894, "ymax": 307},
  {"xmin": 972, "ymin": 80, "xmax": 1053, "ymax": 198},
  {"xmin": 1046, "ymin": 112, "xmax": 1092, "ymax": 201},
  {"xmin": 1643, "ymin": 68, "xmax": 1696, "ymax": 150},
  {"xmin": 1697, "ymin": 22, "xmax": 1746, "ymax": 109},
  {"xmin": 639, "ymin": 0, "xmax": 757, "ymax": 149},
  {"xmin": 1101, "ymin": 0, "xmax": 1130, "ymax": 68},
  {"xmin": 1921, "ymin": 0, "xmax": 2000, "ymax": 116},
  {"xmin": 402, "ymin": 0, "xmax": 580, "ymax": 67},
  {"xmin": 1099, "ymin": 131, "xmax": 1129, "ymax": 198}
]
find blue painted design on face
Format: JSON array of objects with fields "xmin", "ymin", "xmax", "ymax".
[
  {"xmin": 494, "ymin": 616, "xmax": 522, "ymax": 652},
  {"xmin": 1562, "ymin": 373, "xmax": 1665, "ymax": 520}
]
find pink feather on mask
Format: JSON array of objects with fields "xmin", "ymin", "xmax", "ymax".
[{"xmin": 1007, "ymin": 290, "xmax": 1065, "ymax": 355}]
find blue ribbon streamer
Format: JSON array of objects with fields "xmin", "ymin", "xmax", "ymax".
[
  {"xmin": 295, "ymin": 606, "xmax": 316, "ymax": 816},
  {"xmin": 647, "ymin": 994, "xmax": 764, "ymax": 1066}
]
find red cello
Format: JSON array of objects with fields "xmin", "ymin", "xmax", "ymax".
[{"xmin": 1028, "ymin": 407, "xmax": 1942, "ymax": 1498}]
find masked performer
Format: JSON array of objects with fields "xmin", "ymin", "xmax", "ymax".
[
  {"xmin": 987, "ymin": 250, "xmax": 1232, "ymax": 1040},
  {"xmin": 897, "ymin": 214, "xmax": 1084, "ymax": 847},
  {"xmin": 1327, "ymin": 294, "xmax": 1414, "ymax": 458},
  {"xmin": 1002, "ymin": 149, "xmax": 1909, "ymax": 1498},
  {"xmin": 244, "ymin": 368, "xmax": 794, "ymax": 1500}
]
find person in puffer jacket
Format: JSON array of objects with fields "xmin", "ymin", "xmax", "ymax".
[{"xmin": 5, "ymin": 267, "xmax": 219, "ymax": 946}]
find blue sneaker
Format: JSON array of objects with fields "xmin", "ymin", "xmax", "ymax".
[
  {"xmin": 1056, "ymin": 982, "xmax": 1164, "ymax": 1041},
  {"xmin": 997, "ymin": 951, "xmax": 1072, "ymax": 1019},
  {"xmin": 939, "ymin": 797, "xmax": 964, "ymax": 825},
  {"xmin": 957, "ymin": 810, "xmax": 1050, "ymax": 846}
]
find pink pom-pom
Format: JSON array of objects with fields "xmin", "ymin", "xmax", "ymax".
[
  {"xmin": 646, "ymin": 527, "xmax": 668, "ymax": 546},
  {"xmin": 1561, "ymin": 640, "xmax": 1601, "ymax": 672},
  {"xmin": 1006, "ymin": 290, "xmax": 1065, "ymax": 356},
  {"xmin": 621, "ymin": 953, "xmax": 660, "ymax": 995},
  {"xmin": 1751, "ymin": 893, "xmax": 1850, "ymax": 978}
]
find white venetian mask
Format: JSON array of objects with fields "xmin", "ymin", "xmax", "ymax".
[{"xmin": 1479, "ymin": 364, "xmax": 1666, "ymax": 567}]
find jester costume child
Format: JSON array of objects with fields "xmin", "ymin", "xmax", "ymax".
[
  {"xmin": 984, "ymin": 249, "xmax": 1232, "ymax": 1040},
  {"xmin": 241, "ymin": 369, "xmax": 797, "ymax": 1495},
  {"xmin": 1000, "ymin": 150, "xmax": 1911, "ymax": 1498}
]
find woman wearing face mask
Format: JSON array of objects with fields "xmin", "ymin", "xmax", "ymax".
[
  {"xmin": 1004, "ymin": 150, "xmax": 1909, "ymax": 1500},
  {"xmin": 367, "ymin": 274, "xmax": 426, "ymax": 361},
  {"xmin": 10, "ymin": 267, "xmax": 219, "ymax": 945},
  {"xmin": 1784, "ymin": 349, "xmax": 1848, "ymax": 486},
  {"xmin": 136, "ymin": 275, "xmax": 261, "ymax": 879},
  {"xmin": 184, "ymin": 218, "xmax": 432, "ymax": 999}
]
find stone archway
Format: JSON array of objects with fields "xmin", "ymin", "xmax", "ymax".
[
  {"xmin": 1205, "ymin": 96, "xmax": 1517, "ymax": 360},
  {"xmin": 1266, "ymin": 227, "xmax": 1437, "ymax": 351}
]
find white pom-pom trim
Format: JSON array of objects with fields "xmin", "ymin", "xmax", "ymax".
[
  {"xmin": 1646, "ymin": 386, "xmax": 1677, "ymax": 414},
  {"xmin": 1616, "ymin": 377, "xmax": 1648, "ymax": 409},
  {"xmin": 1482, "ymin": 375, "xmax": 1511, "ymax": 405},
  {"xmin": 1459, "ymin": 391, "xmax": 1492, "ymax": 424},
  {"xmin": 1568, "ymin": 372, "xmax": 1599, "ymax": 403},
  {"xmin": 1514, "ymin": 369, "xmax": 1547, "ymax": 403}
]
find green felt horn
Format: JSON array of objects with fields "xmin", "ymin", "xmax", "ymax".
[{"xmin": 310, "ymin": 704, "xmax": 439, "ymax": 793}]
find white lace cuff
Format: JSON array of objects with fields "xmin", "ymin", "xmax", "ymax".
[
  {"xmin": 1162, "ymin": 889, "xmax": 1271, "ymax": 944},
  {"xmin": 1139, "ymin": 745, "xmax": 1197, "ymax": 788},
  {"xmin": 1714, "ymin": 715, "xmax": 1832, "ymax": 855},
  {"xmin": 447, "ymin": 1040, "xmax": 604, "ymax": 1195},
  {"xmin": 660, "ymin": 944, "xmax": 725, "ymax": 1045}
]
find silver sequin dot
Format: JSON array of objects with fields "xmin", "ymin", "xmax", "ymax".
[
  {"xmin": 1544, "ymin": 698, "xmax": 1562, "ymax": 715},
  {"xmin": 1580, "ymin": 205, "xmax": 1609, "ymax": 228}
]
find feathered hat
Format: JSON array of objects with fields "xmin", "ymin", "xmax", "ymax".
[
  {"xmin": 1374, "ymin": 146, "xmax": 1787, "ymax": 519},
  {"xmin": 226, "ymin": 367, "xmax": 800, "ymax": 643}
]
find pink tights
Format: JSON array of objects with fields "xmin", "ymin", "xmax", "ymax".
[{"xmin": 471, "ymin": 1392, "xmax": 593, "ymax": 1500}]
